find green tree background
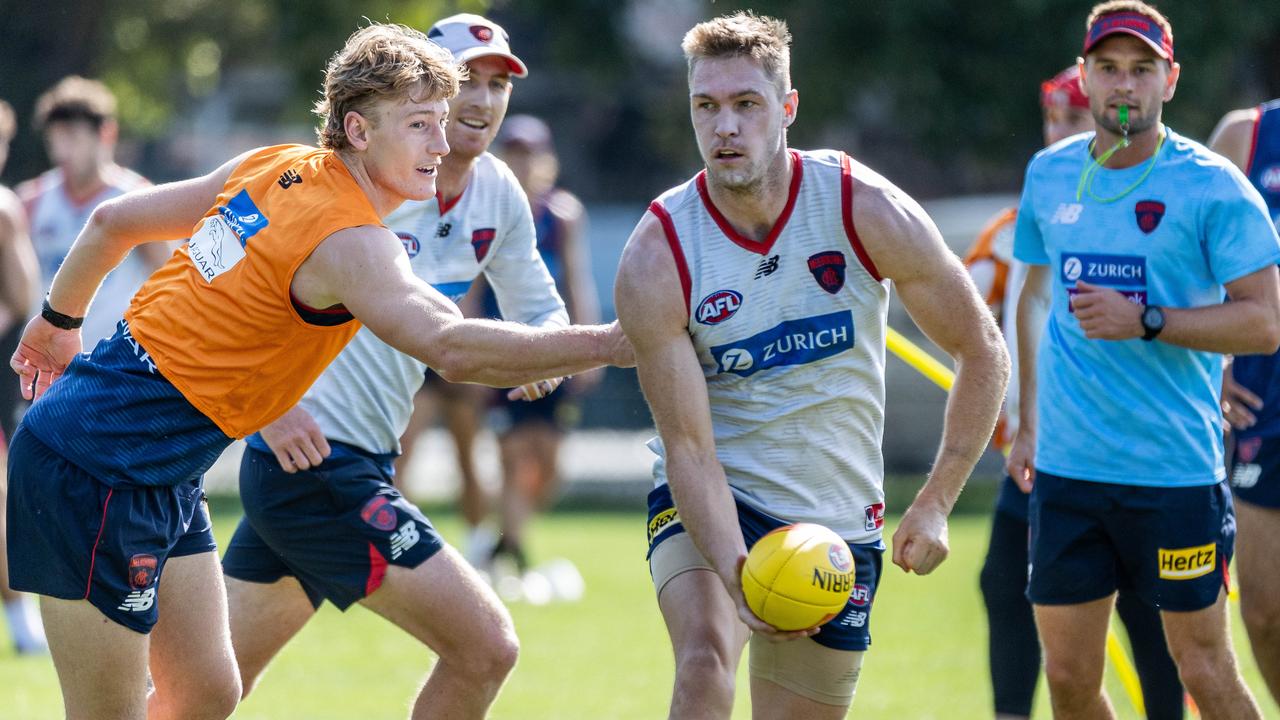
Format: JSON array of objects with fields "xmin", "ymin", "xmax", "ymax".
[{"xmin": 2, "ymin": 0, "xmax": 1278, "ymax": 199}]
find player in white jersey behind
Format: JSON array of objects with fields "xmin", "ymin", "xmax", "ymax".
[
  {"xmin": 615, "ymin": 12, "xmax": 1008, "ymax": 718},
  {"xmin": 220, "ymin": 14, "xmax": 595, "ymax": 719},
  {"xmin": 16, "ymin": 76, "xmax": 169, "ymax": 347}
]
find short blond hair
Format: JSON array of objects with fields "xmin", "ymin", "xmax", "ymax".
[
  {"xmin": 34, "ymin": 76, "xmax": 116, "ymax": 131},
  {"xmin": 1086, "ymin": 1, "xmax": 1172, "ymax": 45},
  {"xmin": 682, "ymin": 12, "xmax": 792, "ymax": 97},
  {"xmin": 314, "ymin": 23, "xmax": 464, "ymax": 152},
  {"xmin": 0, "ymin": 100, "xmax": 15, "ymax": 144}
]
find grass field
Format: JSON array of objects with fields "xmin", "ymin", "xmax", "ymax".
[{"xmin": 1, "ymin": 501, "xmax": 1276, "ymax": 719}]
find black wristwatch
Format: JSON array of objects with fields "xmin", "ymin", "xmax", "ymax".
[
  {"xmin": 41, "ymin": 297, "xmax": 84, "ymax": 330},
  {"xmin": 1140, "ymin": 304, "xmax": 1165, "ymax": 341}
]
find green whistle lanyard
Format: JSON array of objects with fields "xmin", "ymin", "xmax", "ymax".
[{"xmin": 1076, "ymin": 105, "xmax": 1165, "ymax": 203}]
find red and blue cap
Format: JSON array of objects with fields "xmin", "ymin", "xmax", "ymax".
[
  {"xmin": 1083, "ymin": 10, "xmax": 1173, "ymax": 60},
  {"xmin": 1040, "ymin": 65, "xmax": 1089, "ymax": 110}
]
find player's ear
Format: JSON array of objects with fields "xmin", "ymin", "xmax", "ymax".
[
  {"xmin": 782, "ymin": 89, "xmax": 798, "ymax": 128},
  {"xmin": 1076, "ymin": 57, "xmax": 1089, "ymax": 96},
  {"xmin": 344, "ymin": 111, "xmax": 371, "ymax": 151},
  {"xmin": 1163, "ymin": 61, "xmax": 1180, "ymax": 102}
]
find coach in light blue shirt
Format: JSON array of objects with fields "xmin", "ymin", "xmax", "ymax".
[{"xmin": 1004, "ymin": 2, "xmax": 1280, "ymax": 717}]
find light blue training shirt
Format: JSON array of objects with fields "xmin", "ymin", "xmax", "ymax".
[{"xmin": 1014, "ymin": 127, "xmax": 1280, "ymax": 486}]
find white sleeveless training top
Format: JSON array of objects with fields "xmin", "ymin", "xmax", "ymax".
[{"xmin": 647, "ymin": 149, "xmax": 889, "ymax": 543}]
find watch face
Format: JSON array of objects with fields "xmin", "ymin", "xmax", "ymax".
[{"xmin": 1143, "ymin": 306, "xmax": 1164, "ymax": 330}]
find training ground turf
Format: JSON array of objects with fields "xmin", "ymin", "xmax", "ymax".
[{"xmin": 0, "ymin": 502, "xmax": 1275, "ymax": 719}]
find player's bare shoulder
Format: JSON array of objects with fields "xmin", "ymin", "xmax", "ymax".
[
  {"xmin": 1208, "ymin": 107, "xmax": 1261, "ymax": 170},
  {"xmin": 615, "ymin": 210, "xmax": 686, "ymax": 336},
  {"xmin": 844, "ymin": 155, "xmax": 948, "ymax": 282}
]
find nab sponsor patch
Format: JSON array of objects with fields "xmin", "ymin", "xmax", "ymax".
[
  {"xmin": 1061, "ymin": 253, "xmax": 1147, "ymax": 309},
  {"xmin": 648, "ymin": 507, "xmax": 681, "ymax": 543},
  {"xmin": 397, "ymin": 231, "xmax": 421, "ymax": 258},
  {"xmin": 710, "ymin": 311, "xmax": 854, "ymax": 378},
  {"xmin": 219, "ymin": 189, "xmax": 269, "ymax": 243},
  {"xmin": 696, "ymin": 289, "xmax": 743, "ymax": 325},
  {"xmin": 1158, "ymin": 543, "xmax": 1216, "ymax": 580}
]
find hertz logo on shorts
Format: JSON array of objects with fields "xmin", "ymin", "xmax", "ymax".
[
  {"xmin": 1157, "ymin": 543, "xmax": 1216, "ymax": 580},
  {"xmin": 648, "ymin": 508, "xmax": 680, "ymax": 543}
]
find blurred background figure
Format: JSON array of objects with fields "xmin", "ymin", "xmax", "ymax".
[
  {"xmin": 16, "ymin": 76, "xmax": 167, "ymax": 348},
  {"xmin": 480, "ymin": 114, "xmax": 598, "ymax": 601},
  {"xmin": 0, "ymin": 97, "xmax": 44, "ymax": 655}
]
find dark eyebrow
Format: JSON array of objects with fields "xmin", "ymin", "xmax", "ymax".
[{"xmin": 691, "ymin": 89, "xmax": 767, "ymax": 101}]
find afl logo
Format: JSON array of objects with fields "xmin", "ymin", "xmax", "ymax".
[
  {"xmin": 696, "ymin": 289, "xmax": 743, "ymax": 325},
  {"xmin": 1063, "ymin": 256, "xmax": 1083, "ymax": 282},
  {"xmin": 396, "ymin": 231, "xmax": 420, "ymax": 258},
  {"xmin": 1262, "ymin": 165, "xmax": 1280, "ymax": 192}
]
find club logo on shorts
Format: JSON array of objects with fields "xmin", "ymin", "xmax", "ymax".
[
  {"xmin": 828, "ymin": 544, "xmax": 853, "ymax": 573},
  {"xmin": 471, "ymin": 228, "xmax": 496, "ymax": 262},
  {"xmin": 864, "ymin": 502, "xmax": 885, "ymax": 532},
  {"xmin": 360, "ymin": 496, "xmax": 398, "ymax": 532},
  {"xmin": 696, "ymin": 289, "xmax": 743, "ymax": 325},
  {"xmin": 128, "ymin": 554, "xmax": 158, "ymax": 589},
  {"xmin": 1157, "ymin": 543, "xmax": 1216, "ymax": 580},
  {"xmin": 807, "ymin": 251, "xmax": 847, "ymax": 294},
  {"xmin": 647, "ymin": 507, "xmax": 681, "ymax": 543},
  {"xmin": 1237, "ymin": 436, "xmax": 1262, "ymax": 464},
  {"xmin": 395, "ymin": 231, "xmax": 420, "ymax": 258},
  {"xmin": 1134, "ymin": 200, "xmax": 1165, "ymax": 234},
  {"xmin": 849, "ymin": 583, "xmax": 871, "ymax": 607}
]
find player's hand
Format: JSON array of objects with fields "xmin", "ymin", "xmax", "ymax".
[
  {"xmin": 508, "ymin": 376, "xmax": 563, "ymax": 402},
  {"xmin": 1222, "ymin": 373, "xmax": 1263, "ymax": 431},
  {"xmin": 9, "ymin": 315, "xmax": 82, "ymax": 401},
  {"xmin": 605, "ymin": 321, "xmax": 636, "ymax": 368},
  {"xmin": 891, "ymin": 499, "xmax": 950, "ymax": 575},
  {"xmin": 726, "ymin": 556, "xmax": 819, "ymax": 642},
  {"xmin": 1071, "ymin": 280, "xmax": 1143, "ymax": 340},
  {"xmin": 259, "ymin": 405, "xmax": 330, "ymax": 473},
  {"xmin": 1006, "ymin": 430, "xmax": 1036, "ymax": 493}
]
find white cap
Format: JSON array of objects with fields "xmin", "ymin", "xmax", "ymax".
[{"xmin": 427, "ymin": 13, "xmax": 528, "ymax": 78}]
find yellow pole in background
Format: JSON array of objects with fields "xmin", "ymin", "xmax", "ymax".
[{"xmin": 884, "ymin": 325, "xmax": 1148, "ymax": 716}]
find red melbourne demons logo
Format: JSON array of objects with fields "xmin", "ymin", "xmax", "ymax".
[
  {"xmin": 807, "ymin": 251, "xmax": 847, "ymax": 293},
  {"xmin": 1134, "ymin": 200, "xmax": 1165, "ymax": 234},
  {"xmin": 471, "ymin": 228, "xmax": 496, "ymax": 262},
  {"xmin": 696, "ymin": 289, "xmax": 742, "ymax": 325},
  {"xmin": 470, "ymin": 25, "xmax": 493, "ymax": 43},
  {"xmin": 1238, "ymin": 436, "xmax": 1263, "ymax": 464},
  {"xmin": 128, "ymin": 554, "xmax": 158, "ymax": 590},
  {"xmin": 361, "ymin": 496, "xmax": 398, "ymax": 532}
]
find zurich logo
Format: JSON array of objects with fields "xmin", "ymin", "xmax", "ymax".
[
  {"xmin": 717, "ymin": 348, "xmax": 754, "ymax": 373},
  {"xmin": 1063, "ymin": 256, "xmax": 1082, "ymax": 282},
  {"xmin": 696, "ymin": 289, "xmax": 743, "ymax": 325}
]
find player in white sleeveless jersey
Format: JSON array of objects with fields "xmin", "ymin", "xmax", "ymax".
[
  {"xmin": 16, "ymin": 76, "xmax": 168, "ymax": 347},
  {"xmin": 615, "ymin": 13, "xmax": 1008, "ymax": 718},
  {"xmin": 219, "ymin": 15, "xmax": 605, "ymax": 718}
]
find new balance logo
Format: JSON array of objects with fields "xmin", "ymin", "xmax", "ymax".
[
  {"xmin": 390, "ymin": 521, "xmax": 421, "ymax": 560},
  {"xmin": 117, "ymin": 588, "xmax": 156, "ymax": 613},
  {"xmin": 277, "ymin": 169, "xmax": 303, "ymax": 189},
  {"xmin": 1050, "ymin": 203, "xmax": 1083, "ymax": 224},
  {"xmin": 755, "ymin": 255, "xmax": 780, "ymax": 279},
  {"xmin": 435, "ymin": 223, "xmax": 452, "ymax": 238}
]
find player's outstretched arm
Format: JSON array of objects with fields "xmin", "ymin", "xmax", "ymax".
[
  {"xmin": 0, "ymin": 188, "xmax": 37, "ymax": 321},
  {"xmin": 10, "ymin": 150, "xmax": 253, "ymax": 400},
  {"xmin": 299, "ymin": 226, "xmax": 632, "ymax": 387},
  {"xmin": 1007, "ymin": 264, "xmax": 1051, "ymax": 492},
  {"xmin": 853, "ymin": 171, "xmax": 1010, "ymax": 575},
  {"xmin": 614, "ymin": 212, "xmax": 810, "ymax": 640}
]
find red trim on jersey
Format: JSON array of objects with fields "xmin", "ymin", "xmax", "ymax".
[
  {"xmin": 695, "ymin": 150, "xmax": 803, "ymax": 256},
  {"xmin": 840, "ymin": 153, "xmax": 883, "ymax": 282},
  {"xmin": 85, "ymin": 489, "xmax": 115, "ymax": 599},
  {"xmin": 437, "ymin": 187, "xmax": 465, "ymax": 216},
  {"xmin": 1246, "ymin": 105, "xmax": 1264, "ymax": 177},
  {"xmin": 366, "ymin": 542, "xmax": 388, "ymax": 597},
  {"xmin": 648, "ymin": 201, "xmax": 692, "ymax": 314}
]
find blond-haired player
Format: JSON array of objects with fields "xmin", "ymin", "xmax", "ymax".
[
  {"xmin": 616, "ymin": 12, "xmax": 1007, "ymax": 717},
  {"xmin": 8, "ymin": 23, "xmax": 630, "ymax": 720}
]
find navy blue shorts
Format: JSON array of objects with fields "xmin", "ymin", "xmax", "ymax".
[
  {"xmin": 6, "ymin": 427, "xmax": 215, "ymax": 634},
  {"xmin": 645, "ymin": 484, "xmax": 883, "ymax": 651},
  {"xmin": 222, "ymin": 443, "xmax": 444, "ymax": 610},
  {"xmin": 994, "ymin": 474, "xmax": 1030, "ymax": 523},
  {"xmin": 1228, "ymin": 435, "xmax": 1280, "ymax": 509},
  {"xmin": 1028, "ymin": 471, "xmax": 1234, "ymax": 611}
]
